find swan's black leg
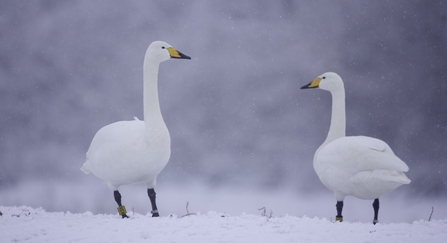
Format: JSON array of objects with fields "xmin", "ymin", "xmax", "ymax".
[
  {"xmin": 147, "ymin": 188, "xmax": 159, "ymax": 217},
  {"xmin": 336, "ymin": 201, "xmax": 343, "ymax": 222},
  {"xmin": 373, "ymin": 198, "xmax": 379, "ymax": 225},
  {"xmin": 114, "ymin": 190, "xmax": 129, "ymax": 218}
]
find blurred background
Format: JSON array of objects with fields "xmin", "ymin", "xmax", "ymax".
[{"xmin": 1, "ymin": 0, "xmax": 446, "ymax": 222}]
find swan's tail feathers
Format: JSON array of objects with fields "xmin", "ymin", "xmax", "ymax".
[
  {"xmin": 349, "ymin": 170, "xmax": 410, "ymax": 199},
  {"xmin": 398, "ymin": 174, "xmax": 411, "ymax": 185},
  {"xmin": 373, "ymin": 170, "xmax": 411, "ymax": 185},
  {"xmin": 386, "ymin": 170, "xmax": 410, "ymax": 184},
  {"xmin": 80, "ymin": 162, "xmax": 92, "ymax": 174}
]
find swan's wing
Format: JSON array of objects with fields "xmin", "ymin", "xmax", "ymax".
[
  {"xmin": 319, "ymin": 136, "xmax": 409, "ymax": 173},
  {"xmin": 86, "ymin": 120, "xmax": 146, "ymax": 160},
  {"xmin": 359, "ymin": 136, "xmax": 386, "ymax": 152}
]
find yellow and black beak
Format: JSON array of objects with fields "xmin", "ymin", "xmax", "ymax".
[
  {"xmin": 301, "ymin": 77, "xmax": 322, "ymax": 89},
  {"xmin": 167, "ymin": 47, "xmax": 191, "ymax": 60}
]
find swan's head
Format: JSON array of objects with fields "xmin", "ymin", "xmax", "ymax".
[
  {"xmin": 301, "ymin": 72, "xmax": 344, "ymax": 92},
  {"xmin": 146, "ymin": 41, "xmax": 191, "ymax": 63}
]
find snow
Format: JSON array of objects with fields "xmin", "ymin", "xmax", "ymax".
[
  {"xmin": 2, "ymin": 181, "xmax": 446, "ymax": 242},
  {"xmin": 1, "ymin": 206, "xmax": 446, "ymax": 243},
  {"xmin": 3, "ymin": 180, "xmax": 446, "ymax": 223}
]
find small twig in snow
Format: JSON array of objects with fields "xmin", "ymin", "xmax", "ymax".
[
  {"xmin": 180, "ymin": 202, "xmax": 196, "ymax": 218},
  {"xmin": 186, "ymin": 202, "xmax": 190, "ymax": 215},
  {"xmin": 428, "ymin": 206, "xmax": 434, "ymax": 222}
]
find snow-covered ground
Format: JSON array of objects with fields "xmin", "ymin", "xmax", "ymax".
[
  {"xmin": 1, "ymin": 181, "xmax": 446, "ymax": 242},
  {"xmin": 1, "ymin": 205, "xmax": 446, "ymax": 243},
  {"xmin": 1, "ymin": 179, "xmax": 446, "ymax": 222}
]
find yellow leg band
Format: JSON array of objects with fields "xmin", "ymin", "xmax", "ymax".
[
  {"xmin": 335, "ymin": 216, "xmax": 343, "ymax": 222},
  {"xmin": 117, "ymin": 206, "xmax": 127, "ymax": 216}
]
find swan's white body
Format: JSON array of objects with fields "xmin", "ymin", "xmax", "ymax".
[
  {"xmin": 82, "ymin": 119, "xmax": 170, "ymax": 190},
  {"xmin": 315, "ymin": 136, "xmax": 410, "ymax": 201},
  {"xmin": 303, "ymin": 72, "xmax": 410, "ymax": 202},
  {"xmin": 81, "ymin": 41, "xmax": 189, "ymax": 192}
]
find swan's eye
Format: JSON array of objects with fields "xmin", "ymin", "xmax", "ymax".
[
  {"xmin": 322, "ymin": 77, "xmax": 326, "ymax": 79},
  {"xmin": 161, "ymin": 46, "xmax": 165, "ymax": 49}
]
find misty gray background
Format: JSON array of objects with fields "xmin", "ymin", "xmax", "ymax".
[{"xmin": 1, "ymin": 1, "xmax": 446, "ymax": 216}]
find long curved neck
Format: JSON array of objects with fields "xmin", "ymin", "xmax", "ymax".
[
  {"xmin": 143, "ymin": 58, "xmax": 164, "ymax": 128},
  {"xmin": 322, "ymin": 88, "xmax": 346, "ymax": 147}
]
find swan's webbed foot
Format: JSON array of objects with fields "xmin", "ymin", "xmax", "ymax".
[
  {"xmin": 151, "ymin": 210, "xmax": 159, "ymax": 217},
  {"xmin": 117, "ymin": 205, "xmax": 129, "ymax": 218}
]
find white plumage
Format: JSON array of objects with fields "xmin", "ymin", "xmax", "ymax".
[
  {"xmin": 301, "ymin": 72, "xmax": 410, "ymax": 224},
  {"xmin": 81, "ymin": 41, "xmax": 191, "ymax": 218},
  {"xmin": 82, "ymin": 119, "xmax": 169, "ymax": 190}
]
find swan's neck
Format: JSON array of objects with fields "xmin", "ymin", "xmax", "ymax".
[
  {"xmin": 322, "ymin": 88, "xmax": 346, "ymax": 147},
  {"xmin": 143, "ymin": 59, "xmax": 165, "ymax": 128}
]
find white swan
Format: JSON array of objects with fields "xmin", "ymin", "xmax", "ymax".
[
  {"xmin": 81, "ymin": 41, "xmax": 191, "ymax": 218},
  {"xmin": 301, "ymin": 72, "xmax": 410, "ymax": 224}
]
